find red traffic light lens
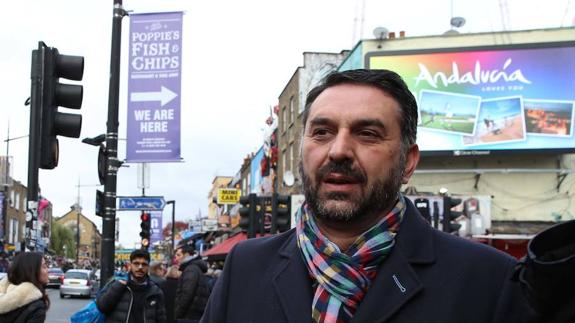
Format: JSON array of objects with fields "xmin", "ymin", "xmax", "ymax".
[{"xmin": 141, "ymin": 213, "xmax": 150, "ymax": 221}]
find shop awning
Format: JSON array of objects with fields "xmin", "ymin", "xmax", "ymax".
[{"xmin": 202, "ymin": 232, "xmax": 269, "ymax": 260}]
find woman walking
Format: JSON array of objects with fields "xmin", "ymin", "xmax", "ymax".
[{"xmin": 0, "ymin": 252, "xmax": 50, "ymax": 322}]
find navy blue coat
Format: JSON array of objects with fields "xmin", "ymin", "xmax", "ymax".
[{"xmin": 201, "ymin": 199, "xmax": 539, "ymax": 323}]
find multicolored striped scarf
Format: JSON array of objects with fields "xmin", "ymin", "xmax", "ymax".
[{"xmin": 296, "ymin": 194, "xmax": 406, "ymax": 323}]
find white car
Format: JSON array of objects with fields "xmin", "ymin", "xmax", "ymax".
[{"xmin": 59, "ymin": 269, "xmax": 97, "ymax": 298}]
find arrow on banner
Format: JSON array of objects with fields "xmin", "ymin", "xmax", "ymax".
[{"xmin": 130, "ymin": 86, "xmax": 178, "ymax": 107}]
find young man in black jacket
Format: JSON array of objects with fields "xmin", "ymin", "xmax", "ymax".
[
  {"xmin": 97, "ymin": 249, "xmax": 167, "ymax": 323},
  {"xmin": 174, "ymin": 242, "xmax": 211, "ymax": 322}
]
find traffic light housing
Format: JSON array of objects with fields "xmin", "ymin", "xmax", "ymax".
[
  {"xmin": 32, "ymin": 41, "xmax": 84, "ymax": 169},
  {"xmin": 271, "ymin": 193, "xmax": 291, "ymax": 233},
  {"xmin": 238, "ymin": 193, "xmax": 256, "ymax": 238},
  {"xmin": 442, "ymin": 196, "xmax": 463, "ymax": 234},
  {"xmin": 414, "ymin": 197, "xmax": 431, "ymax": 224},
  {"xmin": 140, "ymin": 212, "xmax": 151, "ymax": 249}
]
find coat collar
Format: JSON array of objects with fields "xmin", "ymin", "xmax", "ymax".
[
  {"xmin": 0, "ymin": 277, "xmax": 43, "ymax": 314},
  {"xmin": 271, "ymin": 198, "xmax": 435, "ymax": 323},
  {"xmin": 352, "ymin": 199, "xmax": 436, "ymax": 322}
]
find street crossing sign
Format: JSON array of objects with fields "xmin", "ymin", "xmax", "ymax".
[{"xmin": 118, "ymin": 196, "xmax": 166, "ymax": 211}]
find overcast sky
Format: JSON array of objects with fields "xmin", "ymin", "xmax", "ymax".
[{"xmin": 1, "ymin": 0, "xmax": 573, "ymax": 248}]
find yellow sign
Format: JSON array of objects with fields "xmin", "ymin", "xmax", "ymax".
[{"xmin": 217, "ymin": 188, "xmax": 241, "ymax": 204}]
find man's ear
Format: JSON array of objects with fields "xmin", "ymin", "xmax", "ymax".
[{"xmin": 402, "ymin": 144, "xmax": 420, "ymax": 184}]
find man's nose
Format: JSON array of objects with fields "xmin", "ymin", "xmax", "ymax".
[{"xmin": 328, "ymin": 131, "xmax": 354, "ymax": 162}]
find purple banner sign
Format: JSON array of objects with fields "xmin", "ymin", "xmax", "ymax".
[
  {"xmin": 150, "ymin": 211, "xmax": 163, "ymax": 249},
  {"xmin": 127, "ymin": 12, "xmax": 183, "ymax": 162}
]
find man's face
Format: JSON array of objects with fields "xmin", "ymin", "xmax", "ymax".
[
  {"xmin": 301, "ymin": 83, "xmax": 419, "ymax": 223},
  {"xmin": 174, "ymin": 248, "xmax": 186, "ymax": 265},
  {"xmin": 129, "ymin": 257, "xmax": 149, "ymax": 281}
]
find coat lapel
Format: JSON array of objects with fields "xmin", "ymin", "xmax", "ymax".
[
  {"xmin": 352, "ymin": 200, "xmax": 435, "ymax": 322},
  {"xmin": 270, "ymin": 199, "xmax": 435, "ymax": 323},
  {"xmin": 272, "ymin": 233, "xmax": 313, "ymax": 323}
]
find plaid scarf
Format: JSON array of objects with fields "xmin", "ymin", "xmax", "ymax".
[{"xmin": 296, "ymin": 194, "xmax": 406, "ymax": 323}]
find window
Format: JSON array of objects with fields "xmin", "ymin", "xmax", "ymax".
[
  {"xmin": 282, "ymin": 106, "xmax": 287, "ymax": 132},
  {"xmin": 9, "ymin": 219, "xmax": 18, "ymax": 244},
  {"xmin": 289, "ymin": 144, "xmax": 294, "ymax": 172},
  {"xmin": 289, "ymin": 96, "xmax": 294, "ymax": 124},
  {"xmin": 281, "ymin": 151, "xmax": 286, "ymax": 179},
  {"xmin": 14, "ymin": 191, "xmax": 19, "ymax": 210}
]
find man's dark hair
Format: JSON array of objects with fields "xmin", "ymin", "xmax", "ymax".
[
  {"xmin": 130, "ymin": 249, "xmax": 150, "ymax": 263},
  {"xmin": 176, "ymin": 242, "xmax": 195, "ymax": 255},
  {"xmin": 303, "ymin": 69, "xmax": 418, "ymax": 150}
]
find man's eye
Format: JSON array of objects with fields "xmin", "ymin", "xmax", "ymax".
[
  {"xmin": 311, "ymin": 128, "xmax": 330, "ymax": 137},
  {"xmin": 358, "ymin": 130, "xmax": 380, "ymax": 138}
]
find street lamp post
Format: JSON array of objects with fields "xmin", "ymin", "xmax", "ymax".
[{"xmin": 166, "ymin": 200, "xmax": 175, "ymax": 253}]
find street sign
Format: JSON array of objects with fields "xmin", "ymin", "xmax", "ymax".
[
  {"xmin": 118, "ymin": 196, "xmax": 166, "ymax": 211},
  {"xmin": 217, "ymin": 188, "xmax": 241, "ymax": 204},
  {"xmin": 126, "ymin": 12, "xmax": 183, "ymax": 163}
]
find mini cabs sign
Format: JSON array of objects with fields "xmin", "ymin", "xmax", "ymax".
[{"xmin": 217, "ymin": 188, "xmax": 241, "ymax": 205}]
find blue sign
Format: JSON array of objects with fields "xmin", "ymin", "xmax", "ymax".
[
  {"xmin": 118, "ymin": 196, "xmax": 166, "ymax": 211},
  {"xmin": 126, "ymin": 12, "xmax": 183, "ymax": 162},
  {"xmin": 149, "ymin": 211, "xmax": 163, "ymax": 250}
]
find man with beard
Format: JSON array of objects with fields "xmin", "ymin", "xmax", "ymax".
[
  {"xmin": 97, "ymin": 249, "xmax": 167, "ymax": 323},
  {"xmin": 201, "ymin": 69, "xmax": 538, "ymax": 323}
]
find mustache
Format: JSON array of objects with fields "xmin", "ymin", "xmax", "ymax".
[{"xmin": 316, "ymin": 160, "xmax": 366, "ymax": 183}]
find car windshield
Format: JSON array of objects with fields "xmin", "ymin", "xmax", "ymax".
[
  {"xmin": 65, "ymin": 272, "xmax": 88, "ymax": 279},
  {"xmin": 48, "ymin": 268, "xmax": 63, "ymax": 274}
]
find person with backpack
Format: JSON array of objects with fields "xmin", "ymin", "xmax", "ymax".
[
  {"xmin": 96, "ymin": 249, "xmax": 166, "ymax": 323},
  {"xmin": 174, "ymin": 241, "xmax": 211, "ymax": 323}
]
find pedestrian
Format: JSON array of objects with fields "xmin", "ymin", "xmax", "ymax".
[
  {"xmin": 164, "ymin": 260, "xmax": 182, "ymax": 323},
  {"xmin": 0, "ymin": 252, "xmax": 50, "ymax": 322},
  {"xmin": 201, "ymin": 69, "xmax": 542, "ymax": 322},
  {"xmin": 174, "ymin": 242, "xmax": 210, "ymax": 322},
  {"xmin": 149, "ymin": 261, "xmax": 167, "ymax": 288},
  {"xmin": 96, "ymin": 249, "xmax": 166, "ymax": 323}
]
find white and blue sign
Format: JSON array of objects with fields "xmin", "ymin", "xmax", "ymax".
[
  {"xmin": 118, "ymin": 196, "xmax": 166, "ymax": 211},
  {"xmin": 126, "ymin": 12, "xmax": 183, "ymax": 162}
]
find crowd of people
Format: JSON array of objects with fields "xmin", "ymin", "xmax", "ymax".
[{"xmin": 0, "ymin": 238, "xmax": 219, "ymax": 323}]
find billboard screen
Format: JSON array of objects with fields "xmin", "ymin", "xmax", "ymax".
[{"xmin": 366, "ymin": 42, "xmax": 575, "ymax": 156}]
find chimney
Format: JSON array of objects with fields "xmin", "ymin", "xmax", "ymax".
[
  {"xmin": 388, "ymin": 32, "xmax": 396, "ymax": 39},
  {"xmin": 399, "ymin": 31, "xmax": 406, "ymax": 38}
]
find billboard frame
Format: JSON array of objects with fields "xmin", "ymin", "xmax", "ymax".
[{"xmin": 365, "ymin": 40, "xmax": 575, "ymax": 157}]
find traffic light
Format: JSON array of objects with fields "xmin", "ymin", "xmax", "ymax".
[
  {"xmin": 442, "ymin": 196, "xmax": 463, "ymax": 234},
  {"xmin": 271, "ymin": 193, "xmax": 291, "ymax": 233},
  {"xmin": 414, "ymin": 197, "xmax": 431, "ymax": 224},
  {"xmin": 32, "ymin": 41, "xmax": 84, "ymax": 169},
  {"xmin": 95, "ymin": 190, "xmax": 104, "ymax": 217},
  {"xmin": 140, "ymin": 212, "xmax": 151, "ymax": 249},
  {"xmin": 238, "ymin": 193, "xmax": 256, "ymax": 238}
]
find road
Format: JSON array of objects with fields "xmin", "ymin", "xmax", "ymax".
[{"xmin": 45, "ymin": 287, "xmax": 92, "ymax": 323}]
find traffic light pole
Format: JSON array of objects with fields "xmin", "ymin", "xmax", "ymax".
[
  {"xmin": 101, "ymin": 0, "xmax": 126, "ymax": 286},
  {"xmin": 25, "ymin": 42, "xmax": 45, "ymax": 251}
]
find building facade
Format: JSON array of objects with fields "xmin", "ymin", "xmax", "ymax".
[
  {"xmin": 276, "ymin": 51, "xmax": 349, "ymax": 196},
  {"xmin": 271, "ymin": 28, "xmax": 575, "ymax": 233},
  {"xmin": 55, "ymin": 204, "xmax": 101, "ymax": 264}
]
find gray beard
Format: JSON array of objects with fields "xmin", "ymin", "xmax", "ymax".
[{"xmin": 300, "ymin": 158, "xmax": 404, "ymax": 224}]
